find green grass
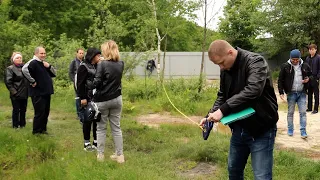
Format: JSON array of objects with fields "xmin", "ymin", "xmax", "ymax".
[{"xmin": 0, "ymin": 79, "xmax": 320, "ymax": 180}]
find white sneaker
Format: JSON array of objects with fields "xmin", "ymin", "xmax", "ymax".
[
  {"xmin": 110, "ymin": 153, "xmax": 125, "ymax": 163},
  {"xmin": 84, "ymin": 143, "xmax": 94, "ymax": 152},
  {"xmin": 97, "ymin": 153, "xmax": 105, "ymax": 162}
]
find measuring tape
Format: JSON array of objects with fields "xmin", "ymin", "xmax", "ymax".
[{"xmin": 157, "ymin": 62, "xmax": 204, "ymax": 131}]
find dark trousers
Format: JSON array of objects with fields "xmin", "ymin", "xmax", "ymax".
[
  {"xmin": 31, "ymin": 95, "xmax": 51, "ymax": 134},
  {"xmin": 79, "ymin": 104, "xmax": 97, "ymax": 142},
  {"xmin": 83, "ymin": 121, "xmax": 97, "ymax": 141},
  {"xmin": 75, "ymin": 97, "xmax": 81, "ymax": 119},
  {"xmin": 307, "ymin": 78, "xmax": 319, "ymax": 111},
  {"xmin": 10, "ymin": 98, "xmax": 27, "ymax": 128}
]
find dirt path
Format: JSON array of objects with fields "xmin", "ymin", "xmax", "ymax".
[{"xmin": 137, "ymin": 111, "xmax": 320, "ymax": 158}]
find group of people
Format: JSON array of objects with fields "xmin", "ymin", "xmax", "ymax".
[
  {"xmin": 4, "ymin": 39, "xmax": 320, "ymax": 178},
  {"xmin": 278, "ymin": 44, "xmax": 320, "ymax": 139},
  {"xmin": 4, "ymin": 40, "xmax": 125, "ymax": 163},
  {"xmin": 5, "ymin": 47, "xmax": 55, "ymax": 133},
  {"xmin": 68, "ymin": 41, "xmax": 125, "ymax": 163}
]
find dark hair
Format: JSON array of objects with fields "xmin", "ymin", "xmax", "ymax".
[
  {"xmin": 309, "ymin": 44, "xmax": 317, "ymax": 50},
  {"xmin": 85, "ymin": 48, "xmax": 101, "ymax": 63}
]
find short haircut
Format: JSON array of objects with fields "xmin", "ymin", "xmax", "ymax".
[
  {"xmin": 208, "ymin": 40, "xmax": 233, "ymax": 57},
  {"xmin": 76, "ymin": 48, "xmax": 84, "ymax": 53},
  {"xmin": 101, "ymin": 40, "xmax": 120, "ymax": 61},
  {"xmin": 34, "ymin": 46, "xmax": 44, "ymax": 54},
  {"xmin": 309, "ymin": 44, "xmax": 317, "ymax": 50}
]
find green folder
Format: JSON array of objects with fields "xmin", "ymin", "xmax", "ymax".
[{"xmin": 220, "ymin": 107, "xmax": 255, "ymax": 125}]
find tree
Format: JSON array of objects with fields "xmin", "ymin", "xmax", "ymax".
[
  {"xmin": 219, "ymin": 0, "xmax": 261, "ymax": 50},
  {"xmin": 198, "ymin": 0, "xmax": 224, "ymax": 93},
  {"xmin": 9, "ymin": 0, "xmax": 94, "ymax": 39},
  {"xmin": 147, "ymin": 0, "xmax": 199, "ymax": 81},
  {"xmin": 255, "ymin": 0, "xmax": 320, "ymax": 57}
]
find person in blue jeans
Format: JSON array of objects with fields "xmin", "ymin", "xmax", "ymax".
[
  {"xmin": 278, "ymin": 49, "xmax": 311, "ymax": 138},
  {"xmin": 200, "ymin": 40, "xmax": 279, "ymax": 179}
]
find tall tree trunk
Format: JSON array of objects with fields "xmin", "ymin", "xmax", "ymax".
[
  {"xmin": 198, "ymin": 0, "xmax": 207, "ymax": 93},
  {"xmin": 161, "ymin": 35, "xmax": 168, "ymax": 83}
]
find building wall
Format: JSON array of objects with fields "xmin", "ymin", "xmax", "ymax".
[{"xmin": 131, "ymin": 52, "xmax": 221, "ymax": 79}]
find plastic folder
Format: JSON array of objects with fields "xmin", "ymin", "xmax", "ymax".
[{"xmin": 220, "ymin": 107, "xmax": 255, "ymax": 125}]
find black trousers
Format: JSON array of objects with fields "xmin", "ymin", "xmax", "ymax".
[
  {"xmin": 10, "ymin": 98, "xmax": 27, "ymax": 128},
  {"xmin": 308, "ymin": 79, "xmax": 319, "ymax": 111},
  {"xmin": 83, "ymin": 121, "xmax": 97, "ymax": 141},
  {"xmin": 31, "ymin": 95, "xmax": 51, "ymax": 134}
]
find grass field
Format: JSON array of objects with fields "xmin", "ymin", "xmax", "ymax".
[{"xmin": 0, "ymin": 78, "xmax": 320, "ymax": 180}]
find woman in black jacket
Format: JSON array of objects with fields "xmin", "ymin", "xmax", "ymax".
[
  {"xmin": 76, "ymin": 48, "xmax": 101, "ymax": 151},
  {"xmin": 5, "ymin": 52, "xmax": 29, "ymax": 128},
  {"xmin": 94, "ymin": 40, "xmax": 125, "ymax": 163}
]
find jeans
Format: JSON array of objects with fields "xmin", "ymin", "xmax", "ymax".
[
  {"xmin": 96, "ymin": 96, "xmax": 123, "ymax": 155},
  {"xmin": 287, "ymin": 92, "xmax": 307, "ymax": 132},
  {"xmin": 228, "ymin": 125, "xmax": 276, "ymax": 180}
]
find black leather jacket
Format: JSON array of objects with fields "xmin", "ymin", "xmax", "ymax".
[
  {"xmin": 278, "ymin": 61, "xmax": 311, "ymax": 95},
  {"xmin": 5, "ymin": 64, "xmax": 29, "ymax": 99},
  {"xmin": 93, "ymin": 60, "xmax": 124, "ymax": 102},
  {"xmin": 209, "ymin": 48, "xmax": 278, "ymax": 137},
  {"xmin": 76, "ymin": 62, "xmax": 96, "ymax": 100}
]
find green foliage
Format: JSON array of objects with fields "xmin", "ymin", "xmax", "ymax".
[
  {"xmin": 122, "ymin": 77, "xmax": 217, "ymax": 115},
  {"xmin": 121, "ymin": 51, "xmax": 155, "ymax": 80},
  {"xmin": 1, "ymin": 83, "xmax": 320, "ymax": 179},
  {"xmin": 260, "ymin": 0, "xmax": 320, "ymax": 52},
  {"xmin": 0, "ymin": 0, "xmax": 212, "ymax": 76},
  {"xmin": 219, "ymin": 0, "xmax": 261, "ymax": 50},
  {"xmin": 272, "ymin": 70, "xmax": 280, "ymax": 81},
  {"xmin": 47, "ymin": 33, "xmax": 83, "ymax": 87}
]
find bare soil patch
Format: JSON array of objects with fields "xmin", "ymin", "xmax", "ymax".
[{"xmin": 137, "ymin": 111, "xmax": 320, "ymax": 160}]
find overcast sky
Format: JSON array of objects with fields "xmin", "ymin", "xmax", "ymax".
[{"xmin": 194, "ymin": 0, "xmax": 227, "ymax": 30}]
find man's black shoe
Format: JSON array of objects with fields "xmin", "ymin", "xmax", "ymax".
[
  {"xmin": 306, "ymin": 109, "xmax": 312, "ymax": 112},
  {"xmin": 41, "ymin": 131, "xmax": 49, "ymax": 135},
  {"xmin": 312, "ymin": 110, "xmax": 318, "ymax": 114}
]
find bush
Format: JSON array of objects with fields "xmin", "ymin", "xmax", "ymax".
[{"xmin": 122, "ymin": 77, "xmax": 218, "ymax": 115}]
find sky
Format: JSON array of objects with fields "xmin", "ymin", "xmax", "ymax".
[{"xmin": 194, "ymin": 0, "xmax": 227, "ymax": 30}]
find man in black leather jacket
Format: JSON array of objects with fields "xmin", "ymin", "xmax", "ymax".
[{"xmin": 200, "ymin": 40, "xmax": 278, "ymax": 179}]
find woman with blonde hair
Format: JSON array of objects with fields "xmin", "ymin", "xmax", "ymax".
[
  {"xmin": 93, "ymin": 40, "xmax": 125, "ymax": 163},
  {"xmin": 4, "ymin": 52, "xmax": 29, "ymax": 128}
]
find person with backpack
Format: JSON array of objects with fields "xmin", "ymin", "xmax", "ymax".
[
  {"xmin": 76, "ymin": 48, "xmax": 101, "ymax": 151},
  {"xmin": 69, "ymin": 48, "xmax": 85, "ymax": 119}
]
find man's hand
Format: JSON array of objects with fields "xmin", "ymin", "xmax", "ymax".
[
  {"xmin": 81, "ymin": 99, "xmax": 87, "ymax": 107},
  {"xmin": 199, "ymin": 118, "xmax": 207, "ymax": 127},
  {"xmin": 280, "ymin": 94, "xmax": 286, "ymax": 101},
  {"xmin": 31, "ymin": 82, "xmax": 37, "ymax": 87},
  {"xmin": 207, "ymin": 109, "xmax": 223, "ymax": 122},
  {"xmin": 302, "ymin": 77, "xmax": 309, "ymax": 84},
  {"xmin": 43, "ymin": 61, "xmax": 50, "ymax": 68}
]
